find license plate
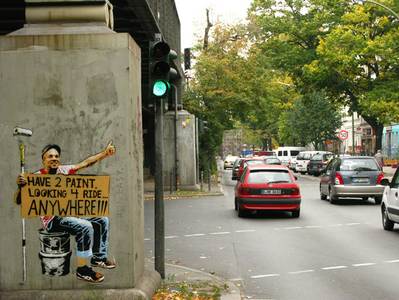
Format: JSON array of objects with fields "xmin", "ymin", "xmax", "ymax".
[
  {"xmin": 352, "ymin": 178, "xmax": 369, "ymax": 183},
  {"xmin": 261, "ymin": 189, "xmax": 281, "ymax": 195}
]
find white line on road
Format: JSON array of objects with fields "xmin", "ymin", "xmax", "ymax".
[
  {"xmin": 383, "ymin": 259, "xmax": 399, "ymax": 263},
  {"xmin": 322, "ymin": 266, "xmax": 348, "ymax": 270},
  {"xmin": 305, "ymin": 225, "xmax": 322, "ymax": 228},
  {"xmin": 209, "ymin": 231, "xmax": 230, "ymax": 235},
  {"xmin": 328, "ymin": 224, "xmax": 343, "ymax": 227},
  {"xmin": 284, "ymin": 226, "xmax": 302, "ymax": 230},
  {"xmin": 235, "ymin": 229, "xmax": 256, "ymax": 233},
  {"xmin": 251, "ymin": 274, "xmax": 280, "ymax": 279},
  {"xmin": 352, "ymin": 263, "xmax": 376, "ymax": 267},
  {"xmin": 289, "ymin": 269, "xmax": 315, "ymax": 275},
  {"xmin": 165, "ymin": 235, "xmax": 179, "ymax": 239},
  {"xmin": 184, "ymin": 233, "xmax": 206, "ymax": 237},
  {"xmin": 144, "ymin": 238, "xmax": 151, "ymax": 241},
  {"xmin": 346, "ymin": 223, "xmax": 361, "ymax": 226}
]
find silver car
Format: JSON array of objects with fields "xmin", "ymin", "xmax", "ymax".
[{"xmin": 320, "ymin": 156, "xmax": 385, "ymax": 204}]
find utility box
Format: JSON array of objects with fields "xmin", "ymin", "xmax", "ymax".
[{"xmin": 0, "ymin": 32, "xmax": 158, "ymax": 298}]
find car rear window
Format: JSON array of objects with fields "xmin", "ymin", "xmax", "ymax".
[
  {"xmin": 311, "ymin": 154, "xmax": 323, "ymax": 160},
  {"xmin": 338, "ymin": 158, "xmax": 379, "ymax": 171},
  {"xmin": 248, "ymin": 170, "xmax": 292, "ymax": 184},
  {"xmin": 246, "ymin": 160, "xmax": 265, "ymax": 166}
]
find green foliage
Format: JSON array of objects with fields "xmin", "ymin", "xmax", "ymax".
[{"xmin": 280, "ymin": 91, "xmax": 342, "ymax": 149}]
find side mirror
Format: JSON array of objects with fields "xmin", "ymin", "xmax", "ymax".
[{"xmin": 380, "ymin": 178, "xmax": 390, "ymax": 186}]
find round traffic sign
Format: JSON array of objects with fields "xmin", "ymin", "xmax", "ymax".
[{"xmin": 338, "ymin": 129, "xmax": 348, "ymax": 141}]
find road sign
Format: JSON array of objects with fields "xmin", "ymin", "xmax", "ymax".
[{"xmin": 338, "ymin": 129, "xmax": 349, "ymax": 141}]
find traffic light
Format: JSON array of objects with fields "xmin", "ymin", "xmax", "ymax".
[{"xmin": 149, "ymin": 39, "xmax": 177, "ymax": 98}]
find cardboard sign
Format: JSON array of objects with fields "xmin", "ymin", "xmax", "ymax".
[{"xmin": 21, "ymin": 174, "xmax": 110, "ymax": 218}]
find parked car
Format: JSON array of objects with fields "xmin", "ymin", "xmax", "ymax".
[
  {"xmin": 381, "ymin": 169, "xmax": 399, "ymax": 230},
  {"xmin": 288, "ymin": 156, "xmax": 298, "ymax": 172},
  {"xmin": 231, "ymin": 158, "xmax": 244, "ymax": 180},
  {"xmin": 319, "ymin": 156, "xmax": 385, "ymax": 204},
  {"xmin": 307, "ymin": 152, "xmax": 334, "ymax": 176},
  {"xmin": 224, "ymin": 155, "xmax": 239, "ymax": 169},
  {"xmin": 295, "ymin": 151, "xmax": 319, "ymax": 174},
  {"xmin": 264, "ymin": 157, "xmax": 282, "ymax": 165},
  {"xmin": 233, "ymin": 157, "xmax": 266, "ymax": 180},
  {"xmin": 234, "ymin": 164, "xmax": 301, "ymax": 217}
]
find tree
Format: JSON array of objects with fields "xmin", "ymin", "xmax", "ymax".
[{"xmin": 281, "ymin": 91, "xmax": 342, "ymax": 149}]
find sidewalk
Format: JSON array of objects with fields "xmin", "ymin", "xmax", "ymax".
[{"xmin": 146, "ymin": 260, "xmax": 242, "ymax": 300}]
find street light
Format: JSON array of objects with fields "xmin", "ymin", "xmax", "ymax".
[{"xmin": 357, "ymin": 0, "xmax": 399, "ymax": 20}]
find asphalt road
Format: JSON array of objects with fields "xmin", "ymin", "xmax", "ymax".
[{"xmin": 145, "ymin": 169, "xmax": 399, "ymax": 300}]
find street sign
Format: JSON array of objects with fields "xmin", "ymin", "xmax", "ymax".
[{"xmin": 338, "ymin": 129, "xmax": 349, "ymax": 141}]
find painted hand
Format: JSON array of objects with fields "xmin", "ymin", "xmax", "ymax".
[
  {"xmin": 104, "ymin": 141, "xmax": 116, "ymax": 157},
  {"xmin": 17, "ymin": 173, "xmax": 27, "ymax": 186}
]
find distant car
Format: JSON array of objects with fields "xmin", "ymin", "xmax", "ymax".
[
  {"xmin": 295, "ymin": 151, "xmax": 319, "ymax": 174},
  {"xmin": 307, "ymin": 152, "xmax": 334, "ymax": 176},
  {"xmin": 288, "ymin": 156, "xmax": 298, "ymax": 172},
  {"xmin": 319, "ymin": 156, "xmax": 385, "ymax": 204},
  {"xmin": 231, "ymin": 158, "xmax": 244, "ymax": 180},
  {"xmin": 224, "ymin": 155, "xmax": 239, "ymax": 169},
  {"xmin": 381, "ymin": 169, "xmax": 399, "ymax": 230},
  {"xmin": 233, "ymin": 157, "xmax": 266, "ymax": 180},
  {"xmin": 234, "ymin": 164, "xmax": 301, "ymax": 217},
  {"xmin": 264, "ymin": 157, "xmax": 282, "ymax": 165}
]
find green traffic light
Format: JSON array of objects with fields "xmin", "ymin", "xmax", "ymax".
[{"xmin": 152, "ymin": 80, "xmax": 170, "ymax": 97}]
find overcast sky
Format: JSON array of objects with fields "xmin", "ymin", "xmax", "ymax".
[{"xmin": 174, "ymin": 0, "xmax": 253, "ymax": 49}]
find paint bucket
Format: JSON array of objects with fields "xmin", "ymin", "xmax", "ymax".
[{"xmin": 38, "ymin": 229, "xmax": 71, "ymax": 276}]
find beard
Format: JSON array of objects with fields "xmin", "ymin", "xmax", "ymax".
[{"xmin": 48, "ymin": 168, "xmax": 57, "ymax": 174}]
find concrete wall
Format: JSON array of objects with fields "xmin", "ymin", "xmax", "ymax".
[
  {"xmin": 0, "ymin": 33, "xmax": 145, "ymax": 291},
  {"xmin": 164, "ymin": 111, "xmax": 198, "ymax": 190}
]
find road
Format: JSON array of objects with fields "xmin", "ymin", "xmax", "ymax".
[{"xmin": 144, "ymin": 169, "xmax": 399, "ymax": 299}]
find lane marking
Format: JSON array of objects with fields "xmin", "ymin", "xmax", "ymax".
[
  {"xmin": 251, "ymin": 274, "xmax": 280, "ymax": 279},
  {"xmin": 165, "ymin": 235, "xmax": 179, "ymax": 239},
  {"xmin": 328, "ymin": 224, "xmax": 343, "ymax": 227},
  {"xmin": 209, "ymin": 231, "xmax": 230, "ymax": 235},
  {"xmin": 322, "ymin": 266, "xmax": 348, "ymax": 270},
  {"xmin": 383, "ymin": 259, "xmax": 399, "ymax": 263},
  {"xmin": 289, "ymin": 269, "xmax": 315, "ymax": 275},
  {"xmin": 184, "ymin": 233, "xmax": 205, "ymax": 237},
  {"xmin": 284, "ymin": 227, "xmax": 302, "ymax": 230},
  {"xmin": 235, "ymin": 229, "xmax": 256, "ymax": 233},
  {"xmin": 352, "ymin": 263, "xmax": 376, "ymax": 267},
  {"xmin": 144, "ymin": 238, "xmax": 151, "ymax": 241},
  {"xmin": 305, "ymin": 225, "xmax": 322, "ymax": 229},
  {"xmin": 346, "ymin": 223, "xmax": 361, "ymax": 226}
]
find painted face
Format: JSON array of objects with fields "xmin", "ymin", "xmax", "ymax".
[{"xmin": 42, "ymin": 148, "xmax": 60, "ymax": 171}]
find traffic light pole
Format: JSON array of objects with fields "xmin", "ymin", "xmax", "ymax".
[{"xmin": 154, "ymin": 97, "xmax": 165, "ymax": 279}]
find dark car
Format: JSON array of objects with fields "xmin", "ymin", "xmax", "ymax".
[
  {"xmin": 307, "ymin": 152, "xmax": 334, "ymax": 176},
  {"xmin": 319, "ymin": 156, "xmax": 385, "ymax": 204},
  {"xmin": 234, "ymin": 164, "xmax": 301, "ymax": 218},
  {"xmin": 231, "ymin": 158, "xmax": 244, "ymax": 180}
]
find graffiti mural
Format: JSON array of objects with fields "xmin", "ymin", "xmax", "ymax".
[{"xmin": 15, "ymin": 140, "xmax": 116, "ymax": 283}]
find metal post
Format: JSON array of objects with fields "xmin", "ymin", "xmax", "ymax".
[
  {"xmin": 200, "ymin": 171, "xmax": 204, "ymax": 192},
  {"xmin": 352, "ymin": 111, "xmax": 355, "ymax": 155},
  {"xmin": 208, "ymin": 158, "xmax": 211, "ymax": 192},
  {"xmin": 173, "ymin": 85, "xmax": 179, "ymax": 191},
  {"xmin": 154, "ymin": 98, "xmax": 165, "ymax": 279}
]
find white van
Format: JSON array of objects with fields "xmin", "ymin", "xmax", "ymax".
[
  {"xmin": 275, "ymin": 147, "xmax": 306, "ymax": 166},
  {"xmin": 295, "ymin": 151, "xmax": 320, "ymax": 174}
]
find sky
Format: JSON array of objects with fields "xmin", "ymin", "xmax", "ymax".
[{"xmin": 174, "ymin": 0, "xmax": 253, "ymax": 49}]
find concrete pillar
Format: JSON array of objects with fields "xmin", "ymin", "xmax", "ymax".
[
  {"xmin": 0, "ymin": 33, "xmax": 159, "ymax": 298},
  {"xmin": 164, "ymin": 111, "xmax": 198, "ymax": 191}
]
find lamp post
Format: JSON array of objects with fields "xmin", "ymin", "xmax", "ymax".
[{"xmin": 359, "ymin": 0, "xmax": 399, "ymax": 20}]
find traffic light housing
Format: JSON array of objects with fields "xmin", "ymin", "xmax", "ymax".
[{"xmin": 149, "ymin": 40, "xmax": 177, "ymax": 98}]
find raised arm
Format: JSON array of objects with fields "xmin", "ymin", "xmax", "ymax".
[{"xmin": 74, "ymin": 141, "xmax": 116, "ymax": 171}]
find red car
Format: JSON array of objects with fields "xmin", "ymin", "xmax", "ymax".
[
  {"xmin": 234, "ymin": 164, "xmax": 301, "ymax": 218},
  {"xmin": 233, "ymin": 157, "xmax": 266, "ymax": 180}
]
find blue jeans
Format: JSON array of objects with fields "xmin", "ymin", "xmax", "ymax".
[{"xmin": 48, "ymin": 216, "xmax": 109, "ymax": 259}]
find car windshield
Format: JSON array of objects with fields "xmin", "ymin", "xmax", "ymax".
[
  {"xmin": 338, "ymin": 158, "xmax": 379, "ymax": 171},
  {"xmin": 247, "ymin": 170, "xmax": 292, "ymax": 184}
]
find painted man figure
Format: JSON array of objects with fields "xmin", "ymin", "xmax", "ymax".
[{"xmin": 16, "ymin": 142, "xmax": 116, "ymax": 283}]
